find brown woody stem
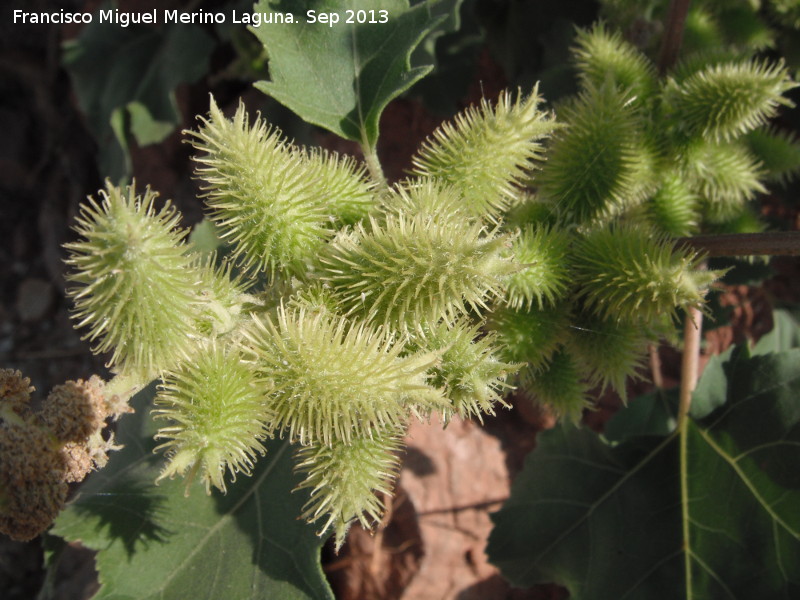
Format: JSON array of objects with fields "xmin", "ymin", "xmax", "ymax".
[
  {"xmin": 658, "ymin": 0, "xmax": 692, "ymax": 74},
  {"xmin": 676, "ymin": 232, "xmax": 800, "ymax": 257}
]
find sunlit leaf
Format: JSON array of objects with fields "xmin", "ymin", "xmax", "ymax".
[{"xmin": 251, "ymin": 0, "xmax": 446, "ymax": 148}]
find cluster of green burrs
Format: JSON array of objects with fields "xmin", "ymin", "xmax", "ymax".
[{"xmin": 62, "ymin": 41, "xmax": 797, "ymax": 546}]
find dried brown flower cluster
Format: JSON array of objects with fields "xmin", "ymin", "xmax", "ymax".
[{"xmin": 0, "ymin": 369, "xmax": 131, "ymax": 541}]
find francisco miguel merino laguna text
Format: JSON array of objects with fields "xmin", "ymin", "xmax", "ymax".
[{"xmin": 12, "ymin": 9, "xmax": 289, "ymax": 27}]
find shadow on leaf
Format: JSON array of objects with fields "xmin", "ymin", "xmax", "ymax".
[
  {"xmin": 70, "ymin": 477, "xmax": 171, "ymax": 558},
  {"xmin": 212, "ymin": 438, "xmax": 334, "ymax": 599}
]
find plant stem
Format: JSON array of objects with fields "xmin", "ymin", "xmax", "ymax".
[
  {"xmin": 104, "ymin": 373, "xmax": 147, "ymax": 408},
  {"xmin": 678, "ymin": 304, "xmax": 702, "ymax": 427},
  {"xmin": 676, "ymin": 231, "xmax": 800, "ymax": 257},
  {"xmin": 361, "ymin": 143, "xmax": 388, "ymax": 191},
  {"xmin": 658, "ymin": 0, "xmax": 692, "ymax": 74},
  {"xmin": 648, "ymin": 344, "xmax": 664, "ymax": 389},
  {"xmin": 677, "ymin": 298, "xmax": 702, "ymax": 597},
  {"xmin": 679, "ymin": 364, "xmax": 694, "ymax": 596}
]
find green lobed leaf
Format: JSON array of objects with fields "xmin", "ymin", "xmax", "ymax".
[
  {"xmin": 406, "ymin": 0, "xmax": 481, "ymax": 114},
  {"xmin": 488, "ymin": 345, "xmax": 800, "ymax": 598},
  {"xmin": 409, "ymin": 0, "xmax": 464, "ymax": 68},
  {"xmin": 603, "ymin": 387, "xmax": 679, "ymax": 443},
  {"xmin": 62, "ymin": 14, "xmax": 215, "ymax": 181},
  {"xmin": 50, "ymin": 386, "xmax": 333, "ymax": 600},
  {"xmin": 753, "ymin": 309, "xmax": 800, "ymax": 355},
  {"xmin": 489, "ymin": 426, "xmax": 682, "ymax": 596},
  {"xmin": 188, "ymin": 218, "xmax": 224, "ymax": 257},
  {"xmin": 251, "ymin": 0, "xmax": 447, "ymax": 148},
  {"xmin": 690, "ymin": 345, "xmax": 736, "ymax": 420}
]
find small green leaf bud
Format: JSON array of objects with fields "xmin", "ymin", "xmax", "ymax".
[
  {"xmin": 240, "ymin": 306, "xmax": 443, "ymax": 447},
  {"xmin": 505, "ymin": 225, "xmax": 573, "ymax": 309},
  {"xmin": 294, "ymin": 426, "xmax": 404, "ymax": 551},
  {"xmin": 565, "ymin": 313, "xmax": 652, "ymax": 401},
  {"xmin": 573, "ymin": 226, "xmax": 717, "ymax": 326},
  {"xmin": 526, "ymin": 349, "xmax": 590, "ymax": 424},
  {"xmin": 154, "ymin": 344, "xmax": 271, "ymax": 494},
  {"xmin": 663, "ymin": 59, "xmax": 797, "ymax": 143},
  {"xmin": 188, "ymin": 98, "xmax": 370, "ymax": 277},
  {"xmin": 64, "ymin": 181, "xmax": 197, "ymax": 380},
  {"xmin": 318, "ymin": 212, "xmax": 515, "ymax": 330},
  {"xmin": 412, "ymin": 87, "xmax": 557, "ymax": 221},
  {"xmin": 489, "ymin": 304, "xmax": 571, "ymax": 377},
  {"xmin": 409, "ymin": 320, "xmax": 515, "ymax": 423}
]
